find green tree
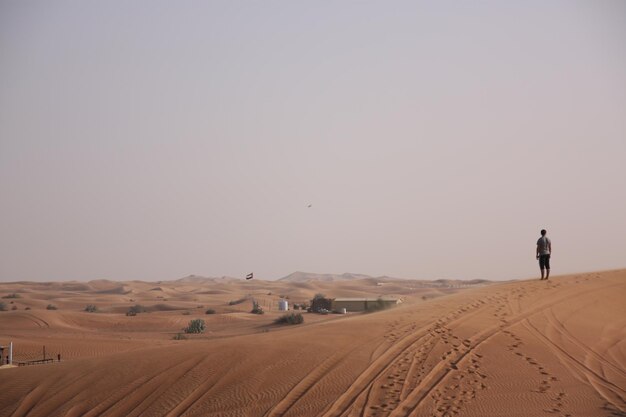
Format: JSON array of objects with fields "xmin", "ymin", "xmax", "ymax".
[
  {"xmin": 275, "ymin": 313, "xmax": 304, "ymax": 325},
  {"xmin": 184, "ymin": 319, "xmax": 206, "ymax": 334}
]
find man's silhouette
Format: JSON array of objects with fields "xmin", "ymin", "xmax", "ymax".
[{"xmin": 536, "ymin": 229, "xmax": 552, "ymax": 280}]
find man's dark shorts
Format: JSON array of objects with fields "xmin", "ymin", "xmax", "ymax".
[{"xmin": 539, "ymin": 254, "xmax": 551, "ymax": 270}]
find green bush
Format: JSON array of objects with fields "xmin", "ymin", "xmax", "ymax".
[
  {"xmin": 184, "ymin": 319, "xmax": 206, "ymax": 334},
  {"xmin": 2, "ymin": 293, "xmax": 21, "ymax": 299},
  {"xmin": 46, "ymin": 304, "xmax": 58, "ymax": 310},
  {"xmin": 126, "ymin": 304, "xmax": 146, "ymax": 316},
  {"xmin": 275, "ymin": 313, "xmax": 304, "ymax": 325},
  {"xmin": 251, "ymin": 300, "xmax": 264, "ymax": 315},
  {"xmin": 84, "ymin": 304, "xmax": 97, "ymax": 313},
  {"xmin": 205, "ymin": 309, "xmax": 216, "ymax": 314},
  {"xmin": 173, "ymin": 333, "xmax": 187, "ymax": 340}
]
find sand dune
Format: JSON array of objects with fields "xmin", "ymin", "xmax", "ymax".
[{"xmin": 0, "ymin": 270, "xmax": 624, "ymax": 416}]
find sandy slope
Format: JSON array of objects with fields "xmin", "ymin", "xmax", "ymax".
[{"xmin": 0, "ymin": 270, "xmax": 624, "ymax": 417}]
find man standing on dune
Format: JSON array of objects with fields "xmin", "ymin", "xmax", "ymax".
[{"xmin": 536, "ymin": 229, "xmax": 552, "ymax": 280}]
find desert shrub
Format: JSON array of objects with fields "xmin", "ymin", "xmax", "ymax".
[
  {"xmin": 11, "ymin": 305, "xmax": 17, "ymax": 310},
  {"xmin": 25, "ymin": 307, "xmax": 31, "ymax": 310},
  {"xmin": 84, "ymin": 304, "xmax": 97, "ymax": 313},
  {"xmin": 2, "ymin": 293, "xmax": 20, "ymax": 299},
  {"xmin": 46, "ymin": 304, "xmax": 58, "ymax": 310},
  {"xmin": 184, "ymin": 319, "xmax": 206, "ymax": 334},
  {"xmin": 313, "ymin": 293, "xmax": 326, "ymax": 300},
  {"xmin": 251, "ymin": 300, "xmax": 264, "ymax": 315},
  {"xmin": 205, "ymin": 309, "xmax": 216, "ymax": 314},
  {"xmin": 275, "ymin": 313, "xmax": 304, "ymax": 325},
  {"xmin": 0, "ymin": 302, "xmax": 8, "ymax": 311},
  {"xmin": 126, "ymin": 304, "xmax": 146, "ymax": 316},
  {"xmin": 182, "ymin": 311, "xmax": 191, "ymax": 315},
  {"xmin": 173, "ymin": 333, "xmax": 187, "ymax": 340}
]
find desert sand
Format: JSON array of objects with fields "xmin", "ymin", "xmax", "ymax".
[{"xmin": 0, "ymin": 270, "xmax": 624, "ymax": 417}]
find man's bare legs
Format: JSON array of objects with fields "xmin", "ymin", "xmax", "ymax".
[{"xmin": 540, "ymin": 268, "xmax": 550, "ymax": 280}]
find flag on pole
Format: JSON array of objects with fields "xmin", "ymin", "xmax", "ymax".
[{"xmin": 246, "ymin": 273, "xmax": 253, "ymax": 280}]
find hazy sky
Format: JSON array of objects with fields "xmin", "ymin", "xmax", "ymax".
[{"xmin": 1, "ymin": 1, "xmax": 625, "ymax": 282}]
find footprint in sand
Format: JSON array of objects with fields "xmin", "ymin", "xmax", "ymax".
[{"xmin": 526, "ymin": 357, "xmax": 538, "ymax": 365}]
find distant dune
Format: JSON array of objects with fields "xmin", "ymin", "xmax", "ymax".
[
  {"xmin": 175, "ymin": 275, "xmax": 241, "ymax": 284},
  {"xmin": 0, "ymin": 270, "xmax": 624, "ymax": 416},
  {"xmin": 278, "ymin": 271, "xmax": 376, "ymax": 282}
]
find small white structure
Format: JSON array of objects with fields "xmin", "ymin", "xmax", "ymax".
[{"xmin": 278, "ymin": 299, "xmax": 289, "ymax": 311}]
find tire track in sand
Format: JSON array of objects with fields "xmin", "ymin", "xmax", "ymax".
[
  {"xmin": 544, "ymin": 307, "xmax": 626, "ymax": 378},
  {"xmin": 319, "ymin": 300, "xmax": 489, "ymax": 417},
  {"xmin": 390, "ymin": 282, "xmax": 624, "ymax": 417},
  {"xmin": 323, "ymin": 280, "xmax": 622, "ymax": 417},
  {"xmin": 263, "ymin": 346, "xmax": 363, "ymax": 417},
  {"xmin": 523, "ymin": 318, "xmax": 626, "ymax": 413},
  {"xmin": 503, "ymin": 328, "xmax": 567, "ymax": 416}
]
